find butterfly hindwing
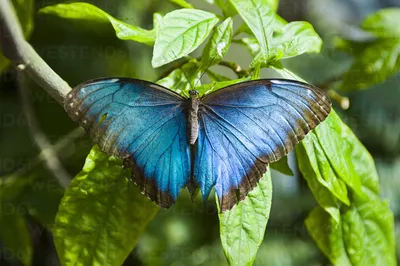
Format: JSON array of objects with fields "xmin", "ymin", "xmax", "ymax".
[
  {"xmin": 196, "ymin": 79, "xmax": 331, "ymax": 211},
  {"xmin": 65, "ymin": 78, "xmax": 191, "ymax": 207}
]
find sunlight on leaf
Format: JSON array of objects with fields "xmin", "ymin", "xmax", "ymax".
[
  {"xmin": 230, "ymin": 0, "xmax": 275, "ymax": 63},
  {"xmin": 362, "ymin": 8, "xmax": 400, "ymax": 38},
  {"xmin": 298, "ymin": 110, "xmax": 397, "ymax": 266},
  {"xmin": 200, "ymin": 17, "xmax": 233, "ymax": 70},
  {"xmin": 269, "ymin": 21, "xmax": 322, "ymax": 60},
  {"xmin": 169, "ymin": 0, "xmax": 194, "ymax": 8},
  {"xmin": 305, "ymin": 207, "xmax": 352, "ymax": 266},
  {"xmin": 53, "ymin": 145, "xmax": 159, "ymax": 266},
  {"xmin": 39, "ymin": 2, "xmax": 155, "ymax": 45},
  {"xmin": 152, "ymin": 9, "xmax": 219, "ymax": 67},
  {"xmin": 218, "ymin": 169, "xmax": 272, "ymax": 266},
  {"xmin": 239, "ymin": 21, "xmax": 322, "ymax": 64}
]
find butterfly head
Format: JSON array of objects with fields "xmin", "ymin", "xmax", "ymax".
[{"xmin": 189, "ymin": 90, "xmax": 199, "ymax": 98}]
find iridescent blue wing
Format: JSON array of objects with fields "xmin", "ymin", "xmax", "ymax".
[
  {"xmin": 64, "ymin": 78, "xmax": 191, "ymax": 207},
  {"xmin": 195, "ymin": 79, "xmax": 331, "ymax": 211}
]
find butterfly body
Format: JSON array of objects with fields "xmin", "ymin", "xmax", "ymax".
[
  {"xmin": 188, "ymin": 90, "xmax": 200, "ymax": 145},
  {"xmin": 65, "ymin": 78, "xmax": 331, "ymax": 211}
]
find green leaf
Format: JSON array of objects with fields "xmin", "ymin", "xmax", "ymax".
[
  {"xmin": 266, "ymin": 0, "xmax": 279, "ymax": 11},
  {"xmin": 306, "ymin": 190, "xmax": 396, "ymax": 265},
  {"xmin": 339, "ymin": 8, "xmax": 400, "ymax": 91},
  {"xmin": 305, "ymin": 207, "xmax": 352, "ymax": 266},
  {"xmin": 38, "ymin": 3, "xmax": 155, "ymax": 45},
  {"xmin": 196, "ymin": 77, "xmax": 250, "ymax": 95},
  {"xmin": 298, "ymin": 110, "xmax": 396, "ymax": 265},
  {"xmin": 152, "ymin": 9, "xmax": 219, "ymax": 67},
  {"xmin": 157, "ymin": 61, "xmax": 202, "ymax": 95},
  {"xmin": 270, "ymin": 156, "xmax": 293, "ymax": 176},
  {"xmin": 340, "ymin": 39, "xmax": 400, "ymax": 91},
  {"xmin": 296, "ymin": 132, "xmax": 347, "ymax": 223},
  {"xmin": 53, "ymin": 145, "xmax": 159, "ymax": 266},
  {"xmin": 269, "ymin": 21, "xmax": 322, "ymax": 60},
  {"xmin": 362, "ymin": 8, "xmax": 400, "ymax": 38},
  {"xmin": 219, "ymin": 169, "xmax": 272, "ymax": 266},
  {"xmin": 239, "ymin": 22, "xmax": 322, "ymax": 63},
  {"xmin": 200, "ymin": 18, "xmax": 233, "ymax": 69},
  {"xmin": 169, "ymin": 0, "xmax": 194, "ymax": 8},
  {"xmin": 229, "ymin": 0, "xmax": 275, "ymax": 61},
  {"xmin": 0, "ymin": 204, "xmax": 33, "ymax": 266}
]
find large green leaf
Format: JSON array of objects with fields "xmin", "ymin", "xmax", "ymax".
[
  {"xmin": 298, "ymin": 110, "xmax": 396, "ymax": 265},
  {"xmin": 152, "ymin": 9, "xmax": 219, "ymax": 67},
  {"xmin": 53, "ymin": 146, "xmax": 159, "ymax": 266},
  {"xmin": 38, "ymin": 3, "xmax": 155, "ymax": 45},
  {"xmin": 200, "ymin": 17, "xmax": 233, "ymax": 70},
  {"xmin": 305, "ymin": 207, "xmax": 352, "ymax": 266},
  {"xmin": 0, "ymin": 203, "xmax": 33, "ymax": 266},
  {"xmin": 340, "ymin": 8, "xmax": 400, "ymax": 91},
  {"xmin": 296, "ymin": 132, "xmax": 347, "ymax": 223},
  {"xmin": 229, "ymin": 0, "xmax": 275, "ymax": 63},
  {"xmin": 219, "ymin": 169, "xmax": 272, "ymax": 266}
]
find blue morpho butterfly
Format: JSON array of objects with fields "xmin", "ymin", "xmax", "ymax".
[{"xmin": 64, "ymin": 78, "xmax": 331, "ymax": 211}]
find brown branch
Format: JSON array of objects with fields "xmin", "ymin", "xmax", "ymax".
[{"xmin": 0, "ymin": 0, "xmax": 71, "ymax": 104}]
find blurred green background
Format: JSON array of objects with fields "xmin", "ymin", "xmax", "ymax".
[{"xmin": 0, "ymin": 0, "xmax": 399, "ymax": 265}]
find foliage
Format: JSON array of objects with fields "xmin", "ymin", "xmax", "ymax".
[
  {"xmin": 53, "ymin": 145, "xmax": 159, "ymax": 266},
  {"xmin": 0, "ymin": 1, "xmax": 398, "ymax": 266},
  {"xmin": 337, "ymin": 8, "xmax": 400, "ymax": 91}
]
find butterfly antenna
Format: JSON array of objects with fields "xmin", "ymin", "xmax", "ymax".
[{"xmin": 193, "ymin": 54, "xmax": 219, "ymax": 89}]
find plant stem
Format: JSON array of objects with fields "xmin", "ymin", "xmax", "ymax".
[
  {"xmin": 18, "ymin": 72, "xmax": 71, "ymax": 189},
  {"xmin": 0, "ymin": 0, "xmax": 71, "ymax": 105}
]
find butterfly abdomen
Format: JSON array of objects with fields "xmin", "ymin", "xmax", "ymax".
[{"xmin": 188, "ymin": 91, "xmax": 200, "ymax": 145}]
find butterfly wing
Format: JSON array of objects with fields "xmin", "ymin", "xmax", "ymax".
[
  {"xmin": 195, "ymin": 79, "xmax": 331, "ymax": 211},
  {"xmin": 64, "ymin": 78, "xmax": 191, "ymax": 207}
]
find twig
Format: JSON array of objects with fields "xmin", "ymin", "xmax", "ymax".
[
  {"xmin": 17, "ymin": 72, "xmax": 71, "ymax": 189},
  {"xmin": 1, "ymin": 127, "xmax": 85, "ymax": 186},
  {"xmin": 218, "ymin": 60, "xmax": 250, "ymax": 77},
  {"xmin": 0, "ymin": 0, "xmax": 71, "ymax": 105},
  {"xmin": 328, "ymin": 89, "xmax": 350, "ymax": 110}
]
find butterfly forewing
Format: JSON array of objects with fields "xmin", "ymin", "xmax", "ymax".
[
  {"xmin": 196, "ymin": 79, "xmax": 331, "ymax": 211},
  {"xmin": 65, "ymin": 78, "xmax": 191, "ymax": 207}
]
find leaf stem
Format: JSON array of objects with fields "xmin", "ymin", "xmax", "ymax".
[{"xmin": 0, "ymin": 0, "xmax": 71, "ymax": 105}]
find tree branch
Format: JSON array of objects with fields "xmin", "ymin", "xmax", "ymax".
[
  {"xmin": 0, "ymin": 0, "xmax": 71, "ymax": 105},
  {"xmin": 18, "ymin": 72, "xmax": 71, "ymax": 189}
]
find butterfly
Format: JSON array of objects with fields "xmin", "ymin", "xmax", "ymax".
[{"xmin": 64, "ymin": 78, "xmax": 331, "ymax": 211}]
